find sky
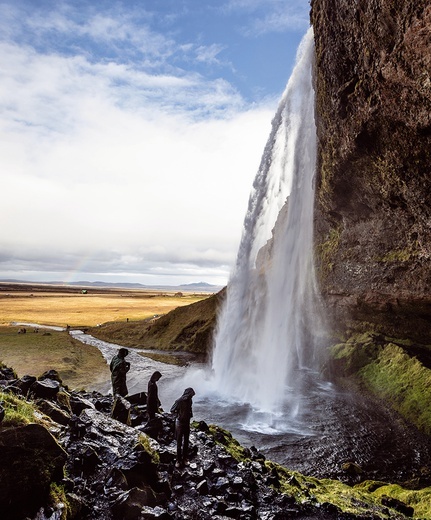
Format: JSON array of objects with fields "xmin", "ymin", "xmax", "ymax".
[{"xmin": 1, "ymin": 0, "xmax": 311, "ymax": 287}]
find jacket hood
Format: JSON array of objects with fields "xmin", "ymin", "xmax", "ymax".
[{"xmin": 182, "ymin": 387, "xmax": 195, "ymax": 399}]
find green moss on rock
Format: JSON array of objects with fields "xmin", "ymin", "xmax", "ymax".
[
  {"xmin": 265, "ymin": 460, "xmax": 418, "ymax": 518},
  {"xmin": 358, "ymin": 481, "xmax": 431, "ymax": 519},
  {"xmin": 359, "ymin": 343, "xmax": 431, "ymax": 435},
  {"xmin": 327, "ymin": 332, "xmax": 431, "ymax": 437},
  {"xmin": 0, "ymin": 391, "xmax": 43, "ymax": 427},
  {"xmin": 207, "ymin": 424, "xmax": 251, "ymax": 462}
]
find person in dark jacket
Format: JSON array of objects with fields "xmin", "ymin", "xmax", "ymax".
[
  {"xmin": 170, "ymin": 387, "xmax": 195, "ymax": 468},
  {"xmin": 109, "ymin": 348, "xmax": 130, "ymax": 397},
  {"xmin": 147, "ymin": 370, "xmax": 162, "ymax": 419}
]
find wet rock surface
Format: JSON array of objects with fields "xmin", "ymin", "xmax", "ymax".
[
  {"xmin": 1, "ymin": 366, "xmax": 430, "ymax": 519},
  {"xmin": 0, "ymin": 423, "xmax": 67, "ymax": 520},
  {"xmin": 56, "ymin": 393, "xmax": 334, "ymax": 520}
]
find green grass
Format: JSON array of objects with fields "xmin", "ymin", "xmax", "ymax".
[
  {"xmin": 0, "ymin": 326, "xmax": 109, "ymax": 391},
  {"xmin": 0, "ymin": 391, "xmax": 43, "ymax": 427}
]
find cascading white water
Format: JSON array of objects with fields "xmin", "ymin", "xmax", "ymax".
[{"xmin": 211, "ymin": 28, "xmax": 324, "ymax": 416}]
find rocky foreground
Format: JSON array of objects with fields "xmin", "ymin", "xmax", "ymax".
[{"xmin": 0, "ymin": 365, "xmax": 428, "ymax": 520}]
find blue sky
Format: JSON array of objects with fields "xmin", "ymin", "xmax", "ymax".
[{"xmin": 0, "ymin": 0, "xmax": 311, "ymax": 286}]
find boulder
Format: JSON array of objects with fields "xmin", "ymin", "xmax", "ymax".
[
  {"xmin": 69, "ymin": 393, "xmax": 95, "ymax": 415},
  {"xmin": 0, "ymin": 366, "xmax": 16, "ymax": 380},
  {"xmin": 112, "ymin": 395, "xmax": 132, "ymax": 425},
  {"xmin": 126, "ymin": 391, "xmax": 147, "ymax": 405},
  {"xmin": 29, "ymin": 378, "xmax": 60, "ymax": 399},
  {"xmin": 56, "ymin": 390, "xmax": 72, "ymax": 413},
  {"xmin": 39, "ymin": 369, "xmax": 63, "ymax": 384},
  {"xmin": 0, "ymin": 423, "xmax": 67, "ymax": 520},
  {"xmin": 36, "ymin": 399, "xmax": 72, "ymax": 426},
  {"xmin": 138, "ymin": 417, "xmax": 164, "ymax": 440},
  {"xmin": 12, "ymin": 374, "xmax": 37, "ymax": 396},
  {"xmin": 111, "ymin": 486, "xmax": 164, "ymax": 519}
]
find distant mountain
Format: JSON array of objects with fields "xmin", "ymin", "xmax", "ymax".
[
  {"xmin": 179, "ymin": 282, "xmax": 214, "ymax": 287},
  {"xmin": 0, "ymin": 279, "xmax": 223, "ymax": 293}
]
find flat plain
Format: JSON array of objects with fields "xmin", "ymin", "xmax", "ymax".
[
  {"xmin": 0, "ymin": 282, "xmax": 210, "ymax": 327},
  {"xmin": 0, "ymin": 282, "xmax": 211, "ymax": 389}
]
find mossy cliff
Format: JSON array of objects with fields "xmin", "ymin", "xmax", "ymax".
[
  {"xmin": 328, "ymin": 332, "xmax": 431, "ymax": 437},
  {"xmin": 310, "ymin": 0, "xmax": 431, "ymax": 343}
]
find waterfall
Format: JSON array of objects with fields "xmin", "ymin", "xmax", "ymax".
[{"xmin": 211, "ymin": 28, "xmax": 324, "ymax": 416}]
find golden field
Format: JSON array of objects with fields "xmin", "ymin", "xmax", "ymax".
[
  {"xmin": 0, "ymin": 283, "xmax": 211, "ymax": 389},
  {"xmin": 0, "ymin": 283, "xmax": 210, "ymax": 328}
]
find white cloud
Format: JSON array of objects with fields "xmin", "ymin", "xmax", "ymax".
[
  {"xmin": 0, "ymin": 1, "xmax": 316, "ymax": 285},
  {"xmin": 223, "ymin": 0, "xmax": 310, "ymax": 34},
  {"xmin": 0, "ymin": 25, "xmax": 275, "ymax": 284},
  {"xmin": 195, "ymin": 43, "xmax": 226, "ymax": 65}
]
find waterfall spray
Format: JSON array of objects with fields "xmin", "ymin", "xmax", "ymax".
[{"xmin": 211, "ymin": 28, "xmax": 323, "ymax": 416}]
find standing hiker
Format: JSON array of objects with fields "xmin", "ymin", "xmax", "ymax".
[
  {"xmin": 170, "ymin": 387, "xmax": 195, "ymax": 468},
  {"xmin": 147, "ymin": 371, "xmax": 162, "ymax": 420},
  {"xmin": 109, "ymin": 348, "xmax": 130, "ymax": 397}
]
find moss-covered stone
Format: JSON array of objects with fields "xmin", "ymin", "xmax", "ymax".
[
  {"xmin": 48, "ymin": 483, "xmax": 70, "ymax": 520},
  {"xmin": 137, "ymin": 433, "xmax": 160, "ymax": 465},
  {"xmin": 265, "ymin": 460, "xmax": 425, "ymax": 518},
  {"xmin": 206, "ymin": 422, "xmax": 431, "ymax": 518},
  {"xmin": 0, "ymin": 423, "xmax": 67, "ymax": 520},
  {"xmin": 0, "ymin": 391, "xmax": 43, "ymax": 427},
  {"xmin": 207, "ymin": 424, "xmax": 251, "ymax": 462}
]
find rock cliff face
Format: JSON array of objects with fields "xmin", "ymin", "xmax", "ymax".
[{"xmin": 310, "ymin": 0, "xmax": 431, "ymax": 342}]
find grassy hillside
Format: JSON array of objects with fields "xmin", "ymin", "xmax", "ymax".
[{"xmin": 89, "ymin": 288, "xmax": 225, "ymax": 357}]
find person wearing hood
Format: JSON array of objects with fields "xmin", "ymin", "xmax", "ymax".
[
  {"xmin": 147, "ymin": 370, "xmax": 162, "ymax": 420},
  {"xmin": 170, "ymin": 387, "xmax": 195, "ymax": 468},
  {"xmin": 109, "ymin": 348, "xmax": 130, "ymax": 397}
]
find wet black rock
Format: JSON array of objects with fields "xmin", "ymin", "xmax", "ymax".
[
  {"xmin": 39, "ymin": 369, "xmax": 63, "ymax": 384},
  {"xmin": 69, "ymin": 393, "xmax": 96, "ymax": 415},
  {"xmin": 111, "ymin": 395, "xmax": 132, "ymax": 424},
  {"xmin": 29, "ymin": 378, "xmax": 60, "ymax": 399},
  {"xmin": 12, "ymin": 374, "xmax": 37, "ymax": 396},
  {"xmin": 0, "ymin": 364, "xmax": 420, "ymax": 519},
  {"xmin": 0, "ymin": 423, "xmax": 67, "ymax": 520},
  {"xmin": 0, "ymin": 366, "xmax": 17, "ymax": 381},
  {"xmin": 36, "ymin": 398, "xmax": 71, "ymax": 426},
  {"xmin": 381, "ymin": 496, "xmax": 414, "ymax": 518}
]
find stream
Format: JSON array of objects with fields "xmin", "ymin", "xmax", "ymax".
[{"xmin": 67, "ymin": 329, "xmax": 431, "ymax": 485}]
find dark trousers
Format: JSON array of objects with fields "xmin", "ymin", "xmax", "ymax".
[
  {"xmin": 112, "ymin": 377, "xmax": 128, "ymax": 397},
  {"xmin": 175, "ymin": 420, "xmax": 190, "ymax": 461}
]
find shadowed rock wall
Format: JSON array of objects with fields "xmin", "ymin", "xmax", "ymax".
[{"xmin": 310, "ymin": 0, "xmax": 431, "ymax": 341}]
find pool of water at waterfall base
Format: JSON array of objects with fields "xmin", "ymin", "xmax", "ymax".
[{"xmin": 77, "ymin": 332, "xmax": 431, "ymax": 486}]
